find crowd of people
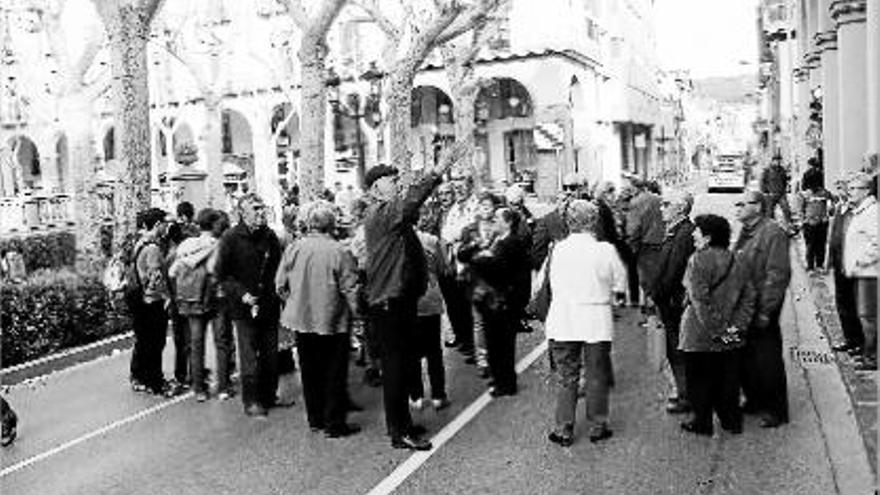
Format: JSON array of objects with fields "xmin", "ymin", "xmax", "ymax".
[{"xmin": 113, "ymin": 149, "xmax": 877, "ymax": 453}]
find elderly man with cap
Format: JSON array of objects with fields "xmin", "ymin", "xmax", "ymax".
[
  {"xmin": 843, "ymin": 170, "xmax": 878, "ymax": 371},
  {"xmin": 734, "ymin": 189, "xmax": 791, "ymax": 428},
  {"xmin": 652, "ymin": 189, "xmax": 696, "ymax": 414},
  {"xmin": 363, "ymin": 146, "xmax": 465, "ymax": 451},
  {"xmin": 545, "ymin": 200, "xmax": 627, "ymax": 446}
]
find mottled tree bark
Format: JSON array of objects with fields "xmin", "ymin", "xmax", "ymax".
[
  {"xmin": 283, "ymin": 0, "xmax": 348, "ymax": 201},
  {"xmin": 95, "ymin": 1, "xmax": 162, "ymax": 252}
]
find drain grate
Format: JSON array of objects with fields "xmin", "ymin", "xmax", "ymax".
[{"xmin": 789, "ymin": 346, "xmax": 836, "ymax": 366}]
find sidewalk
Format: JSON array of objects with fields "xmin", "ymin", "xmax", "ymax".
[{"xmin": 789, "ymin": 239, "xmax": 877, "ymax": 491}]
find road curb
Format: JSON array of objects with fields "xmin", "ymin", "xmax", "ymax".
[
  {"xmin": 1, "ymin": 332, "xmax": 133, "ymax": 387},
  {"xmin": 787, "ymin": 247, "xmax": 877, "ymax": 494}
]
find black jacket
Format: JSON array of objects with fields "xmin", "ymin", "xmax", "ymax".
[
  {"xmin": 364, "ymin": 173, "xmax": 441, "ymax": 306},
  {"xmin": 459, "ymin": 234, "xmax": 530, "ymax": 313},
  {"xmin": 652, "ymin": 219, "xmax": 696, "ymax": 309},
  {"xmin": 214, "ymin": 223, "xmax": 282, "ymax": 320},
  {"xmin": 530, "ymin": 207, "xmax": 569, "ymax": 270}
]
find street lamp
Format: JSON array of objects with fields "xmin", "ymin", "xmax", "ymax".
[{"xmin": 325, "ymin": 63, "xmax": 385, "ymax": 188}]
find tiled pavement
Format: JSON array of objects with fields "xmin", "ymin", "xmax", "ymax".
[{"xmin": 797, "ymin": 241, "xmax": 877, "ymax": 479}]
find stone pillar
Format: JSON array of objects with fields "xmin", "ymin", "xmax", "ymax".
[
  {"xmin": 867, "ymin": 0, "xmax": 880, "ymax": 153},
  {"xmin": 832, "ymin": 0, "xmax": 868, "ymax": 176},
  {"xmin": 817, "ymin": 0, "xmax": 841, "ymax": 181}
]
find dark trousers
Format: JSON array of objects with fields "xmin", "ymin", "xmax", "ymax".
[
  {"xmin": 741, "ymin": 323, "xmax": 789, "ymax": 421},
  {"xmin": 658, "ymin": 302, "xmax": 687, "ymax": 401},
  {"xmin": 439, "ymin": 273, "xmax": 474, "ymax": 351},
  {"xmin": 296, "ymin": 332, "xmax": 350, "ymax": 430},
  {"xmin": 833, "ymin": 270, "xmax": 864, "ymax": 349},
  {"xmin": 481, "ymin": 307, "xmax": 517, "ymax": 393},
  {"xmin": 764, "ymin": 194, "xmax": 792, "ymax": 225},
  {"xmin": 371, "ymin": 298, "xmax": 419, "ymax": 438},
  {"xmin": 550, "ymin": 340, "xmax": 612, "ymax": 432},
  {"xmin": 188, "ymin": 312, "xmax": 235, "ymax": 394},
  {"xmin": 855, "ymin": 277, "xmax": 878, "ymax": 362},
  {"xmin": 211, "ymin": 308, "xmax": 235, "ymax": 393},
  {"xmin": 130, "ymin": 300, "xmax": 167, "ymax": 391},
  {"xmin": 233, "ymin": 316, "xmax": 279, "ymax": 408},
  {"xmin": 409, "ymin": 315, "xmax": 447, "ymax": 400},
  {"xmin": 685, "ymin": 350, "xmax": 742, "ymax": 430},
  {"xmin": 803, "ymin": 222, "xmax": 828, "ymax": 269},
  {"xmin": 618, "ymin": 244, "xmax": 640, "ymax": 304},
  {"xmin": 171, "ymin": 312, "xmax": 190, "ymax": 384}
]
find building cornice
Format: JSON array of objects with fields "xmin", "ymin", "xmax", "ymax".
[
  {"xmin": 830, "ymin": 0, "xmax": 867, "ymax": 27},
  {"xmin": 814, "ymin": 30, "xmax": 838, "ymax": 51}
]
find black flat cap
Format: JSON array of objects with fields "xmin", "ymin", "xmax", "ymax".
[{"xmin": 364, "ymin": 164, "xmax": 399, "ymax": 188}]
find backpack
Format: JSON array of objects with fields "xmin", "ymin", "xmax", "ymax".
[{"xmin": 103, "ymin": 240, "xmax": 154, "ymax": 312}]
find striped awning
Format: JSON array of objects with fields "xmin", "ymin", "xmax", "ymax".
[{"xmin": 534, "ymin": 122, "xmax": 565, "ymax": 151}]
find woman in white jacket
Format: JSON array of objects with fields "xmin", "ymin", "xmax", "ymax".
[
  {"xmin": 843, "ymin": 171, "xmax": 878, "ymax": 370},
  {"xmin": 545, "ymin": 200, "xmax": 627, "ymax": 446}
]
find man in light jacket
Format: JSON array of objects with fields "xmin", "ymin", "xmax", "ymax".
[
  {"xmin": 734, "ymin": 190, "xmax": 791, "ymax": 428},
  {"xmin": 545, "ymin": 200, "xmax": 627, "ymax": 447},
  {"xmin": 843, "ymin": 171, "xmax": 878, "ymax": 371}
]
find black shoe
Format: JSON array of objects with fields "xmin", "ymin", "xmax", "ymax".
[
  {"xmin": 325, "ymin": 423, "xmax": 361, "ymax": 438},
  {"xmin": 548, "ymin": 431, "xmax": 574, "ymax": 447},
  {"xmin": 666, "ymin": 399, "xmax": 692, "ymax": 414},
  {"xmin": 392, "ymin": 435, "xmax": 432, "ymax": 451},
  {"xmin": 489, "ymin": 386, "xmax": 517, "ymax": 398},
  {"xmin": 680, "ymin": 420, "xmax": 712, "ymax": 436},
  {"xmin": 759, "ymin": 414, "xmax": 787, "ymax": 428},
  {"xmin": 444, "ymin": 338, "xmax": 459, "ymax": 348},
  {"xmin": 589, "ymin": 426, "xmax": 613, "ymax": 443}
]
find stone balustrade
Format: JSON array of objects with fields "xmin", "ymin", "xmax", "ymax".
[{"xmin": 0, "ymin": 192, "xmax": 77, "ymax": 235}]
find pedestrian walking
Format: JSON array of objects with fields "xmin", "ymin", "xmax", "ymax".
[
  {"xmin": 214, "ymin": 193, "xmax": 283, "ymax": 418},
  {"xmin": 759, "ymin": 155, "xmax": 794, "ymax": 233},
  {"xmin": 409, "ymin": 216, "xmax": 451, "ymax": 411},
  {"xmin": 459, "ymin": 192, "xmax": 502, "ymax": 377},
  {"xmin": 458, "ymin": 207, "xmax": 529, "ymax": 397},
  {"xmin": 168, "ymin": 208, "xmax": 223, "ymax": 402},
  {"xmin": 363, "ymin": 144, "xmax": 465, "ymax": 451},
  {"xmin": 129, "ymin": 208, "xmax": 171, "ymax": 395},
  {"xmin": 734, "ymin": 190, "xmax": 791, "ymax": 428},
  {"xmin": 678, "ymin": 214, "xmax": 756, "ymax": 436},
  {"xmin": 210, "ymin": 210, "xmax": 236, "ymax": 400},
  {"xmin": 275, "ymin": 201, "xmax": 361, "ymax": 437},
  {"xmin": 800, "ymin": 186, "xmax": 832, "ymax": 271},
  {"xmin": 827, "ymin": 177, "xmax": 864, "ymax": 355},
  {"xmin": 653, "ymin": 190, "xmax": 696, "ymax": 414},
  {"xmin": 545, "ymin": 200, "xmax": 627, "ymax": 447},
  {"xmin": 439, "ymin": 175, "xmax": 478, "ymax": 357},
  {"xmin": 842, "ymin": 171, "xmax": 878, "ymax": 371},
  {"xmin": 625, "ymin": 179, "xmax": 665, "ymax": 303}
]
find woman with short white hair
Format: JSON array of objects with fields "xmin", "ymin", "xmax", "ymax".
[
  {"xmin": 275, "ymin": 200, "xmax": 362, "ymax": 437},
  {"xmin": 545, "ymin": 200, "xmax": 627, "ymax": 446},
  {"xmin": 843, "ymin": 170, "xmax": 878, "ymax": 370}
]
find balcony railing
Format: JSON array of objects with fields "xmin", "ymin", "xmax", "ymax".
[{"xmin": 0, "ymin": 192, "xmax": 77, "ymax": 235}]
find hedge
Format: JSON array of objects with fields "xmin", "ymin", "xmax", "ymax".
[
  {"xmin": 1, "ymin": 269, "xmax": 130, "ymax": 368},
  {"xmin": 0, "ymin": 231, "xmax": 76, "ymax": 273}
]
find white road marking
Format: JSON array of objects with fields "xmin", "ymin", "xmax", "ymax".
[
  {"xmin": 366, "ymin": 340, "xmax": 548, "ymax": 495},
  {"xmin": 0, "ymin": 392, "xmax": 193, "ymax": 478}
]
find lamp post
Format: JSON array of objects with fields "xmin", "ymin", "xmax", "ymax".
[{"xmin": 326, "ymin": 62, "xmax": 384, "ymax": 188}]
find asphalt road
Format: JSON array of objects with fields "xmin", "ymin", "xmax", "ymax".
[{"xmin": 0, "ymin": 189, "xmax": 843, "ymax": 495}]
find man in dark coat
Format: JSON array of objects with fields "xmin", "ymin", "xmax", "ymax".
[
  {"xmin": 734, "ymin": 190, "xmax": 792, "ymax": 428},
  {"xmin": 625, "ymin": 180, "xmax": 665, "ymax": 301},
  {"xmin": 827, "ymin": 178, "xmax": 863, "ymax": 354},
  {"xmin": 653, "ymin": 190, "xmax": 696, "ymax": 414},
  {"xmin": 759, "ymin": 155, "xmax": 793, "ymax": 230},
  {"xmin": 530, "ymin": 192, "xmax": 571, "ymax": 270},
  {"xmin": 364, "ymin": 146, "xmax": 464, "ymax": 451},
  {"xmin": 214, "ymin": 193, "xmax": 282, "ymax": 417}
]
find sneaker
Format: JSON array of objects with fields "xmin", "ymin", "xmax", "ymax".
[
  {"xmin": 548, "ymin": 430, "xmax": 574, "ymax": 447},
  {"xmin": 391, "ymin": 435, "xmax": 432, "ymax": 451},
  {"xmin": 217, "ymin": 390, "xmax": 235, "ymax": 401},
  {"xmin": 409, "ymin": 398, "xmax": 426, "ymax": 411},
  {"xmin": 195, "ymin": 392, "xmax": 209, "ymax": 403},
  {"xmin": 130, "ymin": 380, "xmax": 148, "ymax": 393},
  {"xmin": 431, "ymin": 398, "xmax": 451, "ymax": 410},
  {"xmin": 589, "ymin": 426, "xmax": 614, "ymax": 443}
]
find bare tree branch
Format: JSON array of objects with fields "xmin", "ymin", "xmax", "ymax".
[
  {"xmin": 351, "ymin": 0, "xmax": 401, "ymax": 42},
  {"xmin": 142, "ymin": 0, "xmax": 167, "ymax": 23},
  {"xmin": 310, "ymin": 0, "xmax": 348, "ymax": 37},
  {"xmin": 42, "ymin": 2, "xmax": 104, "ymax": 89},
  {"xmin": 435, "ymin": 0, "xmax": 500, "ymax": 46},
  {"xmin": 278, "ymin": 0, "xmax": 311, "ymax": 29}
]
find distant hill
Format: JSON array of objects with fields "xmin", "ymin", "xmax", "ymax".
[{"xmin": 692, "ymin": 74, "xmax": 758, "ymax": 103}]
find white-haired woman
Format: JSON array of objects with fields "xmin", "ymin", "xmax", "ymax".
[
  {"xmin": 275, "ymin": 201, "xmax": 361, "ymax": 438},
  {"xmin": 545, "ymin": 200, "xmax": 627, "ymax": 446}
]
